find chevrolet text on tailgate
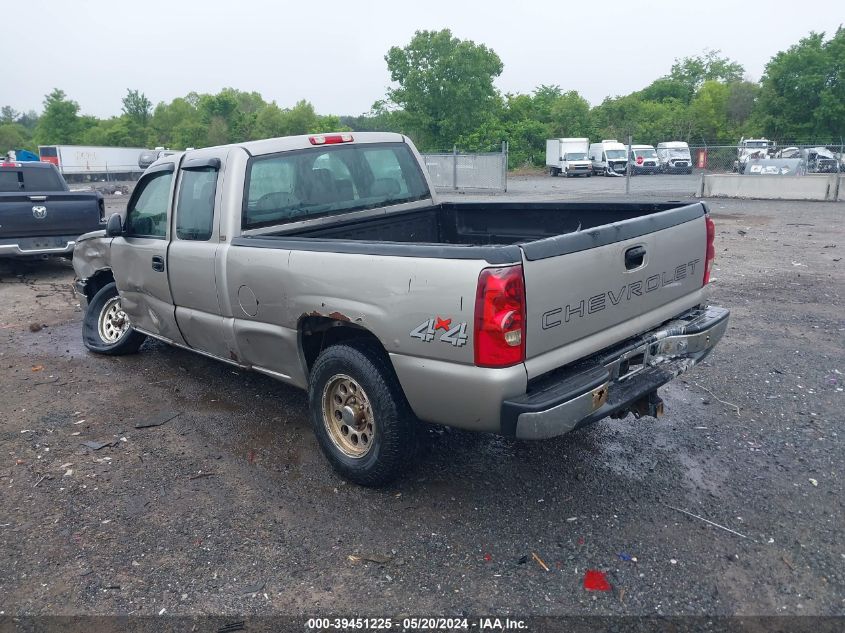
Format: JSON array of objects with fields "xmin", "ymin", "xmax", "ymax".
[{"xmin": 72, "ymin": 132, "xmax": 729, "ymax": 486}]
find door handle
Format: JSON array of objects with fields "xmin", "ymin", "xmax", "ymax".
[
  {"xmin": 624, "ymin": 246, "xmax": 646, "ymax": 270},
  {"xmin": 151, "ymin": 256, "xmax": 165, "ymax": 272}
]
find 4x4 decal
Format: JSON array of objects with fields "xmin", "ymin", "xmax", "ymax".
[{"xmin": 410, "ymin": 317, "xmax": 468, "ymax": 347}]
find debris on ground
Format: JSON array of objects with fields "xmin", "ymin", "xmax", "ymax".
[
  {"xmin": 28, "ymin": 323, "xmax": 44, "ymax": 332},
  {"xmin": 239, "ymin": 581, "xmax": 265, "ymax": 595},
  {"xmin": 809, "ymin": 478, "xmax": 818, "ymax": 487},
  {"xmin": 189, "ymin": 472, "xmax": 216, "ymax": 480},
  {"xmin": 665, "ymin": 504, "xmax": 751, "ymax": 540},
  {"xmin": 134, "ymin": 411, "xmax": 181, "ymax": 429},
  {"xmin": 583, "ymin": 569, "xmax": 611, "ymax": 591},
  {"xmin": 347, "ymin": 553, "xmax": 393, "ymax": 565},
  {"xmin": 532, "ymin": 552, "xmax": 549, "ymax": 572},
  {"xmin": 31, "ymin": 365, "xmax": 43, "ymax": 372},
  {"xmin": 517, "ymin": 555, "xmax": 528, "ymax": 565},
  {"xmin": 80, "ymin": 439, "xmax": 115, "ymax": 451},
  {"xmin": 617, "ymin": 552, "xmax": 637, "ymax": 562},
  {"xmin": 217, "ymin": 622, "xmax": 246, "ymax": 633}
]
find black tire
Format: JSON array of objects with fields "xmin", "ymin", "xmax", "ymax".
[
  {"xmin": 308, "ymin": 341, "xmax": 417, "ymax": 486},
  {"xmin": 83, "ymin": 282, "xmax": 147, "ymax": 355}
]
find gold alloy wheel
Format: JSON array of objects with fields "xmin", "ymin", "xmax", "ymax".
[
  {"xmin": 321, "ymin": 374, "xmax": 375, "ymax": 458},
  {"xmin": 98, "ymin": 296, "xmax": 130, "ymax": 343}
]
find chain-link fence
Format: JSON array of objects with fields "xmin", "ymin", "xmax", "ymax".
[
  {"xmin": 686, "ymin": 142, "xmax": 845, "ymax": 176},
  {"xmin": 421, "ymin": 143, "xmax": 508, "ymax": 192}
]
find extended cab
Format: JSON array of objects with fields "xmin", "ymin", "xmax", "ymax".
[
  {"xmin": 0, "ymin": 160, "xmax": 105, "ymax": 258},
  {"xmin": 72, "ymin": 133, "xmax": 728, "ymax": 485}
]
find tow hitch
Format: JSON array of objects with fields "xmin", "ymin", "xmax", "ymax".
[
  {"xmin": 612, "ymin": 390, "xmax": 664, "ymax": 420},
  {"xmin": 632, "ymin": 391, "xmax": 664, "ymax": 418}
]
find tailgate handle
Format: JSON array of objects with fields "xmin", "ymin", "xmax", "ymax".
[
  {"xmin": 151, "ymin": 256, "xmax": 165, "ymax": 272},
  {"xmin": 625, "ymin": 246, "xmax": 646, "ymax": 270}
]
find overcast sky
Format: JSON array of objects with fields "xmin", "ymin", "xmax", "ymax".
[{"xmin": 3, "ymin": 0, "xmax": 842, "ymax": 119}]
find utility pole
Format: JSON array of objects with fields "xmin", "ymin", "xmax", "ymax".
[{"xmin": 625, "ymin": 134, "xmax": 632, "ymax": 195}]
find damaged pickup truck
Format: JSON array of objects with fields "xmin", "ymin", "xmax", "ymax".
[{"xmin": 72, "ymin": 132, "xmax": 729, "ymax": 485}]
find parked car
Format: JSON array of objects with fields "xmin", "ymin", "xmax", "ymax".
[
  {"xmin": 589, "ymin": 140, "xmax": 628, "ymax": 176},
  {"xmin": 546, "ymin": 138, "xmax": 592, "ymax": 177},
  {"xmin": 656, "ymin": 142, "xmax": 693, "ymax": 174},
  {"xmin": 0, "ymin": 160, "xmax": 105, "ymax": 259},
  {"xmin": 72, "ymin": 132, "xmax": 728, "ymax": 486},
  {"xmin": 629, "ymin": 145, "xmax": 660, "ymax": 175}
]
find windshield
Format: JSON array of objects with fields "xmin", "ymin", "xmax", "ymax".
[
  {"xmin": 634, "ymin": 149, "xmax": 658, "ymax": 158},
  {"xmin": 565, "ymin": 152, "xmax": 587, "ymax": 160},
  {"xmin": 605, "ymin": 149, "xmax": 626, "ymax": 159},
  {"xmin": 243, "ymin": 142, "xmax": 430, "ymax": 230},
  {"xmin": 744, "ymin": 141, "xmax": 768, "ymax": 148},
  {"xmin": 668, "ymin": 149, "xmax": 691, "ymax": 158}
]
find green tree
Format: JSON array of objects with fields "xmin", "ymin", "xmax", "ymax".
[
  {"xmin": 122, "ymin": 89, "xmax": 152, "ymax": 126},
  {"xmin": 383, "ymin": 29, "xmax": 503, "ymax": 149},
  {"xmin": 755, "ymin": 28, "xmax": 845, "ymax": 140},
  {"xmin": 1, "ymin": 106, "xmax": 19, "ymax": 124},
  {"xmin": 34, "ymin": 89, "xmax": 81, "ymax": 145},
  {"xmin": 0, "ymin": 123, "xmax": 30, "ymax": 153},
  {"xmin": 667, "ymin": 50, "xmax": 745, "ymax": 103}
]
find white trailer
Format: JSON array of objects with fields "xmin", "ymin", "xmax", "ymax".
[
  {"xmin": 545, "ymin": 138, "xmax": 591, "ymax": 177},
  {"xmin": 38, "ymin": 145, "xmax": 148, "ymax": 181}
]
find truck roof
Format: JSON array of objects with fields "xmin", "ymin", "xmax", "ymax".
[
  {"xmin": 144, "ymin": 132, "xmax": 409, "ymax": 171},
  {"xmin": 0, "ymin": 160, "xmax": 56, "ymax": 170}
]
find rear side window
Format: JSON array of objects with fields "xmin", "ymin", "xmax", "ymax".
[
  {"xmin": 176, "ymin": 168, "xmax": 218, "ymax": 241},
  {"xmin": 125, "ymin": 171, "xmax": 173, "ymax": 238},
  {"xmin": 242, "ymin": 142, "xmax": 429, "ymax": 230},
  {"xmin": 0, "ymin": 167, "xmax": 64, "ymax": 191}
]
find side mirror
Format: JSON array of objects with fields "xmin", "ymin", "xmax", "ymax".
[{"xmin": 106, "ymin": 213, "xmax": 123, "ymax": 237}]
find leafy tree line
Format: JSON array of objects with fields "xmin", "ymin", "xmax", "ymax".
[
  {"xmin": 0, "ymin": 89, "xmax": 346, "ymax": 156},
  {"xmin": 2, "ymin": 26, "xmax": 843, "ymax": 169},
  {"xmin": 363, "ymin": 28, "xmax": 844, "ymax": 167}
]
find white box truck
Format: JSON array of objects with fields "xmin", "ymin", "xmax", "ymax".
[
  {"xmin": 545, "ymin": 138, "xmax": 592, "ymax": 177},
  {"xmin": 589, "ymin": 140, "xmax": 628, "ymax": 176},
  {"xmin": 38, "ymin": 145, "xmax": 148, "ymax": 182}
]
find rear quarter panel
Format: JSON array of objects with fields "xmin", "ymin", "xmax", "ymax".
[{"xmin": 221, "ymin": 245, "xmax": 492, "ymax": 385}]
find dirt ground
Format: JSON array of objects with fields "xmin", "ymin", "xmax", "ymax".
[{"xmin": 0, "ymin": 191, "xmax": 843, "ymax": 618}]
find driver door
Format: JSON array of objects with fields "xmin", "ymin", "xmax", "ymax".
[{"xmin": 111, "ymin": 163, "xmax": 186, "ymax": 345}]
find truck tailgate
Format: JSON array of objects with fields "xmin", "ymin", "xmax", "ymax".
[
  {"xmin": 521, "ymin": 204, "xmax": 707, "ymax": 378},
  {"xmin": 0, "ymin": 192, "xmax": 102, "ymax": 238}
]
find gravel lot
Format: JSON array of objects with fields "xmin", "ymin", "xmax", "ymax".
[{"xmin": 1, "ymin": 183, "xmax": 843, "ymax": 619}]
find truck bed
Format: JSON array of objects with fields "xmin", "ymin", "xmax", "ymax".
[{"xmin": 236, "ymin": 200, "xmax": 705, "ymax": 263}]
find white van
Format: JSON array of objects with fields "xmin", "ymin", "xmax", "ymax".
[
  {"xmin": 545, "ymin": 138, "xmax": 591, "ymax": 177},
  {"xmin": 656, "ymin": 142, "xmax": 692, "ymax": 174},
  {"xmin": 588, "ymin": 140, "xmax": 628, "ymax": 176},
  {"xmin": 629, "ymin": 144, "xmax": 660, "ymax": 175}
]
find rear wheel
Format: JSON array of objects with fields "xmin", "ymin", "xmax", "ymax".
[
  {"xmin": 83, "ymin": 282, "xmax": 146, "ymax": 355},
  {"xmin": 308, "ymin": 341, "xmax": 417, "ymax": 486}
]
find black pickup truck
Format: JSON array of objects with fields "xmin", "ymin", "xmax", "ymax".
[{"xmin": 0, "ymin": 160, "xmax": 105, "ymax": 259}]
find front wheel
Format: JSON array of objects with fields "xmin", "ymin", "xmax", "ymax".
[
  {"xmin": 308, "ymin": 341, "xmax": 417, "ymax": 486},
  {"xmin": 83, "ymin": 282, "xmax": 147, "ymax": 355}
]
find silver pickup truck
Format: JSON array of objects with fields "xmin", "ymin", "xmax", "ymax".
[{"xmin": 72, "ymin": 132, "xmax": 728, "ymax": 485}]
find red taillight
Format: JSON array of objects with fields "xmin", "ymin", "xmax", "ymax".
[
  {"xmin": 703, "ymin": 215, "xmax": 716, "ymax": 285},
  {"xmin": 474, "ymin": 265, "xmax": 526, "ymax": 368},
  {"xmin": 309, "ymin": 133, "xmax": 354, "ymax": 145}
]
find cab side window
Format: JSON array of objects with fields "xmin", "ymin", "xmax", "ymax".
[
  {"xmin": 176, "ymin": 168, "xmax": 218, "ymax": 241},
  {"xmin": 124, "ymin": 171, "xmax": 173, "ymax": 238}
]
